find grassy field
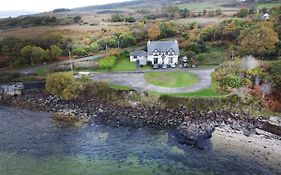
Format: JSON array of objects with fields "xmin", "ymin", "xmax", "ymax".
[
  {"xmin": 179, "ymin": 2, "xmax": 217, "ymax": 10},
  {"xmin": 196, "ymin": 46, "xmax": 227, "ymax": 66},
  {"xmin": 170, "ymin": 83, "xmax": 224, "ymax": 97},
  {"xmin": 148, "ymin": 83, "xmax": 225, "ymax": 97},
  {"xmin": 257, "ymin": 2, "xmax": 281, "ymax": 9},
  {"xmin": 175, "ymin": 17, "xmax": 235, "ymax": 25},
  {"xmin": 110, "ymin": 83, "xmax": 131, "ymax": 90},
  {"xmin": 112, "ymin": 55, "xmax": 152, "ymax": 71},
  {"xmin": 145, "ymin": 71, "xmax": 199, "ymax": 88},
  {"xmin": 112, "ymin": 56, "xmax": 136, "ymax": 71}
]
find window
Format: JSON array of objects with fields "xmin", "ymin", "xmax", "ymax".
[
  {"xmin": 154, "ymin": 58, "xmax": 158, "ymax": 64},
  {"xmin": 169, "ymin": 57, "xmax": 173, "ymax": 64}
]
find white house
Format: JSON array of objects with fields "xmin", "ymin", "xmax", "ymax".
[
  {"xmin": 147, "ymin": 40, "xmax": 179, "ymax": 68},
  {"xmin": 262, "ymin": 13, "xmax": 270, "ymax": 20},
  {"xmin": 130, "ymin": 50, "xmax": 147, "ymax": 66},
  {"xmin": 129, "ymin": 40, "xmax": 180, "ymax": 68}
]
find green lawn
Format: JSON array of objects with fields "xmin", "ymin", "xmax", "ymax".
[
  {"xmin": 112, "ymin": 55, "xmax": 152, "ymax": 72},
  {"xmin": 148, "ymin": 83, "xmax": 225, "ymax": 97},
  {"xmin": 110, "ymin": 83, "xmax": 131, "ymax": 90},
  {"xmin": 257, "ymin": 2, "xmax": 281, "ymax": 9},
  {"xmin": 112, "ymin": 56, "xmax": 136, "ymax": 71},
  {"xmin": 170, "ymin": 83, "xmax": 225, "ymax": 97},
  {"xmin": 145, "ymin": 71, "xmax": 199, "ymax": 88}
]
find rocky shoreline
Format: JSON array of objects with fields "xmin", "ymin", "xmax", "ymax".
[{"xmin": 1, "ymin": 89, "xmax": 281, "ymax": 148}]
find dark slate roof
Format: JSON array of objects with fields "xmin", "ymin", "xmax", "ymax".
[
  {"xmin": 147, "ymin": 40, "xmax": 179, "ymax": 55},
  {"xmin": 130, "ymin": 50, "xmax": 147, "ymax": 56}
]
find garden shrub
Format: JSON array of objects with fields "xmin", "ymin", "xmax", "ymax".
[
  {"xmin": 99, "ymin": 56, "xmax": 117, "ymax": 70},
  {"xmin": 80, "ymin": 81, "xmax": 118, "ymax": 101},
  {"xmin": 73, "ymin": 47, "xmax": 88, "ymax": 56},
  {"xmin": 45, "ymin": 72, "xmax": 79, "ymax": 100}
]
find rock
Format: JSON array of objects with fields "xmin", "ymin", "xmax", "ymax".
[{"xmin": 174, "ymin": 120, "xmax": 215, "ymax": 148}]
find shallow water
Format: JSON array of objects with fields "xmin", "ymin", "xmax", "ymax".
[{"xmin": 0, "ymin": 106, "xmax": 278, "ymax": 175}]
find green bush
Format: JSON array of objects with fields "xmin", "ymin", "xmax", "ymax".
[
  {"xmin": 45, "ymin": 72, "xmax": 79, "ymax": 100},
  {"xmin": 222, "ymin": 73, "xmax": 241, "ymax": 89},
  {"xmin": 212, "ymin": 61, "xmax": 241, "ymax": 92},
  {"xmin": 73, "ymin": 47, "xmax": 88, "ymax": 56},
  {"xmin": 99, "ymin": 56, "xmax": 117, "ymax": 70}
]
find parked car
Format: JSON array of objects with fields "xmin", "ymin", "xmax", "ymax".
[
  {"xmin": 153, "ymin": 64, "xmax": 159, "ymax": 69},
  {"xmin": 170, "ymin": 63, "xmax": 176, "ymax": 68},
  {"xmin": 162, "ymin": 64, "xmax": 168, "ymax": 69}
]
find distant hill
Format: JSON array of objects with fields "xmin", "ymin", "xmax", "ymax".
[
  {"xmin": 0, "ymin": 10, "xmax": 36, "ymax": 18},
  {"xmin": 72, "ymin": 0, "xmax": 193, "ymax": 12}
]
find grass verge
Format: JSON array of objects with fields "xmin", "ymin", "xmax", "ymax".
[{"xmin": 145, "ymin": 71, "xmax": 199, "ymax": 88}]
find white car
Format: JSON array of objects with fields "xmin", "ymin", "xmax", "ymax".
[{"xmin": 170, "ymin": 63, "xmax": 176, "ymax": 68}]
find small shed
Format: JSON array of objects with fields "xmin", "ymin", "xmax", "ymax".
[{"xmin": 130, "ymin": 50, "xmax": 147, "ymax": 66}]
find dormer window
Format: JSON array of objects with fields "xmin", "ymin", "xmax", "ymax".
[{"xmin": 153, "ymin": 49, "xmax": 159, "ymax": 56}]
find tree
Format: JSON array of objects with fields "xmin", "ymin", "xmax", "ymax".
[
  {"xmin": 179, "ymin": 8, "xmax": 190, "ymax": 18},
  {"xmin": 237, "ymin": 9, "xmax": 249, "ymax": 18},
  {"xmin": 215, "ymin": 9, "xmax": 222, "ymax": 16},
  {"xmin": 1, "ymin": 37, "xmax": 25, "ymax": 58},
  {"xmin": 46, "ymin": 72, "xmax": 79, "ymax": 100},
  {"xmin": 50, "ymin": 45, "xmax": 62, "ymax": 60},
  {"xmin": 111, "ymin": 14, "xmax": 122, "ymax": 22},
  {"xmin": 159, "ymin": 22, "xmax": 177, "ymax": 38},
  {"xmin": 73, "ymin": 16, "xmax": 82, "ymax": 23},
  {"xmin": 31, "ymin": 46, "xmax": 46, "ymax": 64},
  {"xmin": 96, "ymin": 36, "xmax": 117, "ymax": 50},
  {"xmin": 73, "ymin": 47, "xmax": 88, "ymax": 56},
  {"xmin": 203, "ymin": 9, "xmax": 207, "ymax": 16},
  {"xmin": 20, "ymin": 45, "xmax": 34, "ymax": 65},
  {"xmin": 239, "ymin": 25, "xmax": 279, "ymax": 57},
  {"xmin": 148, "ymin": 24, "xmax": 160, "ymax": 40},
  {"xmin": 208, "ymin": 10, "xmax": 215, "ymax": 17},
  {"xmin": 119, "ymin": 32, "xmax": 136, "ymax": 48}
]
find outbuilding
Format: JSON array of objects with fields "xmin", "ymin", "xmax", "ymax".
[{"xmin": 130, "ymin": 50, "xmax": 147, "ymax": 66}]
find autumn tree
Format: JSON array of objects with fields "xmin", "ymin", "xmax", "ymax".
[
  {"xmin": 239, "ymin": 24, "xmax": 279, "ymax": 58},
  {"xmin": 147, "ymin": 24, "xmax": 160, "ymax": 40}
]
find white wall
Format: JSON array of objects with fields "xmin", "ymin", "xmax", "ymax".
[
  {"xmin": 130, "ymin": 56, "xmax": 147, "ymax": 65},
  {"xmin": 147, "ymin": 55, "xmax": 178, "ymax": 65}
]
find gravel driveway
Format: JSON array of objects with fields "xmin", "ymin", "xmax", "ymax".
[{"xmin": 91, "ymin": 68, "xmax": 214, "ymax": 93}]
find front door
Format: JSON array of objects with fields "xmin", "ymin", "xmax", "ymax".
[{"xmin": 153, "ymin": 58, "xmax": 158, "ymax": 65}]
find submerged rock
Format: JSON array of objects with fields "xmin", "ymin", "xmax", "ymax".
[{"xmin": 174, "ymin": 120, "xmax": 215, "ymax": 148}]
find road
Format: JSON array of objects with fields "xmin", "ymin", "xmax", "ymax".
[{"xmin": 91, "ymin": 68, "xmax": 214, "ymax": 93}]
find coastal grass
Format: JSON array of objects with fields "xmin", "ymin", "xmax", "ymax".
[
  {"xmin": 145, "ymin": 71, "xmax": 199, "ymax": 88},
  {"xmin": 110, "ymin": 83, "xmax": 131, "ymax": 90},
  {"xmin": 148, "ymin": 83, "xmax": 225, "ymax": 98}
]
